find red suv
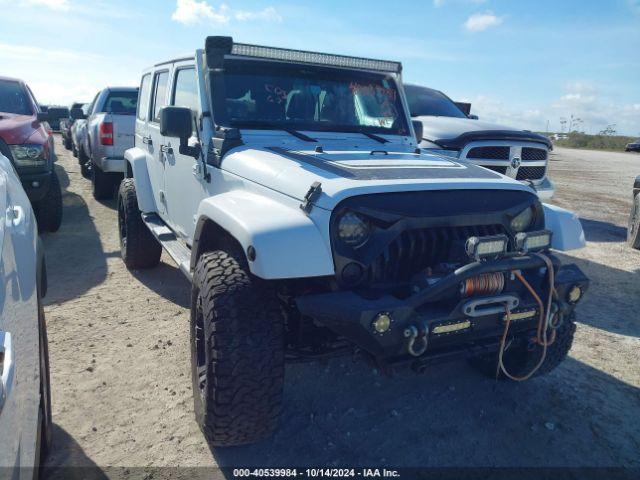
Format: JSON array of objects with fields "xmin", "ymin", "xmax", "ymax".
[{"xmin": 0, "ymin": 75, "xmax": 62, "ymax": 232}]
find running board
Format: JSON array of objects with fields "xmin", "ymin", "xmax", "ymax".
[{"xmin": 142, "ymin": 213, "xmax": 192, "ymax": 281}]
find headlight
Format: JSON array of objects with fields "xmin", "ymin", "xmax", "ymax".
[
  {"xmin": 423, "ymin": 148, "xmax": 460, "ymax": 159},
  {"xmin": 510, "ymin": 206, "xmax": 535, "ymax": 232},
  {"xmin": 9, "ymin": 144, "xmax": 47, "ymax": 168},
  {"xmin": 337, "ymin": 211, "xmax": 370, "ymax": 248}
]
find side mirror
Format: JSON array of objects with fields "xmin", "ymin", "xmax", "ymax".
[
  {"xmin": 160, "ymin": 106, "xmax": 199, "ymax": 157},
  {"xmin": 36, "ymin": 111, "xmax": 49, "ymax": 122},
  {"xmin": 468, "ymin": 114, "xmax": 479, "ymax": 120},
  {"xmin": 70, "ymin": 108, "xmax": 86, "ymax": 120},
  {"xmin": 412, "ymin": 120, "xmax": 424, "ymax": 144}
]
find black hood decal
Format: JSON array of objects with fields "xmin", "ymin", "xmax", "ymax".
[
  {"xmin": 267, "ymin": 146, "xmax": 501, "ymax": 181},
  {"xmin": 432, "ymin": 130, "xmax": 552, "ymax": 150}
]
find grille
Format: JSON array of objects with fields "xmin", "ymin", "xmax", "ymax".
[
  {"xmin": 521, "ymin": 147, "xmax": 547, "ymax": 161},
  {"xmin": 484, "ymin": 165, "xmax": 508, "ymax": 174},
  {"xmin": 467, "ymin": 146, "xmax": 510, "ymax": 160},
  {"xmin": 517, "ymin": 166, "xmax": 546, "ymax": 180},
  {"xmin": 366, "ymin": 224, "xmax": 507, "ymax": 284}
]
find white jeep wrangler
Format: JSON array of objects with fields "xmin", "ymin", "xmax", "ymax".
[{"xmin": 119, "ymin": 37, "xmax": 589, "ymax": 446}]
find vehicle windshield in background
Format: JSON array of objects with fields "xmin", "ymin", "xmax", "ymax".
[
  {"xmin": 216, "ymin": 60, "xmax": 409, "ymax": 136},
  {"xmin": 405, "ymin": 84, "xmax": 467, "ymax": 119},
  {"xmin": 103, "ymin": 91, "xmax": 138, "ymax": 115},
  {"xmin": 48, "ymin": 107, "xmax": 70, "ymax": 119},
  {"xmin": 0, "ymin": 80, "xmax": 33, "ymax": 115}
]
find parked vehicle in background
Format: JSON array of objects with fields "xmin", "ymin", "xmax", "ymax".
[
  {"xmin": 71, "ymin": 100, "xmax": 93, "ymax": 176},
  {"xmin": 72, "ymin": 87, "xmax": 138, "ymax": 199},
  {"xmin": 629, "ymin": 176, "xmax": 640, "ymax": 249},
  {"xmin": 120, "ymin": 37, "xmax": 589, "ymax": 446},
  {"xmin": 625, "ymin": 140, "xmax": 640, "ymax": 152},
  {"xmin": 60, "ymin": 102, "xmax": 84, "ymax": 150},
  {"xmin": 44, "ymin": 106, "xmax": 69, "ymax": 132},
  {"xmin": 405, "ymin": 84, "xmax": 555, "ymax": 201},
  {"xmin": 0, "ymin": 152, "xmax": 52, "ymax": 475},
  {"xmin": 0, "ymin": 76, "xmax": 63, "ymax": 232}
]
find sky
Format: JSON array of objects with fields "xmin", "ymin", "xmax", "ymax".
[{"xmin": 2, "ymin": 0, "xmax": 639, "ymax": 136}]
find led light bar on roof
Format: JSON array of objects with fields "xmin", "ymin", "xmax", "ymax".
[{"xmin": 230, "ymin": 43, "xmax": 402, "ymax": 73}]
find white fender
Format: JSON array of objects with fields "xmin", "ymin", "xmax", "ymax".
[
  {"xmin": 196, "ymin": 190, "xmax": 334, "ymax": 279},
  {"xmin": 543, "ymin": 203, "xmax": 586, "ymax": 251},
  {"xmin": 124, "ymin": 147, "xmax": 156, "ymax": 213}
]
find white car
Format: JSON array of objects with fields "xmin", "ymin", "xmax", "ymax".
[
  {"xmin": 0, "ymin": 153, "xmax": 52, "ymax": 475},
  {"xmin": 120, "ymin": 37, "xmax": 588, "ymax": 446},
  {"xmin": 406, "ymin": 84, "xmax": 555, "ymax": 201}
]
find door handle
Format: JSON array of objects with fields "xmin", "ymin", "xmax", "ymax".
[
  {"xmin": 6, "ymin": 206, "xmax": 24, "ymax": 228},
  {"xmin": 0, "ymin": 331, "xmax": 15, "ymax": 414},
  {"xmin": 142, "ymin": 136, "xmax": 153, "ymax": 146},
  {"xmin": 160, "ymin": 145, "xmax": 173, "ymax": 155},
  {"xmin": 192, "ymin": 162, "xmax": 203, "ymax": 178}
]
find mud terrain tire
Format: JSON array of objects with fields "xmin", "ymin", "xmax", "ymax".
[
  {"xmin": 628, "ymin": 194, "xmax": 640, "ymax": 249},
  {"xmin": 470, "ymin": 313, "xmax": 577, "ymax": 380},
  {"xmin": 117, "ymin": 178, "xmax": 161, "ymax": 269},
  {"xmin": 33, "ymin": 170, "xmax": 63, "ymax": 233},
  {"xmin": 191, "ymin": 247, "xmax": 284, "ymax": 446}
]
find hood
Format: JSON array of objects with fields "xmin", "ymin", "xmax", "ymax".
[
  {"xmin": 0, "ymin": 113, "xmax": 43, "ymax": 145},
  {"xmin": 415, "ymin": 115, "xmax": 552, "ymax": 150},
  {"xmin": 221, "ymin": 142, "xmax": 534, "ymax": 211}
]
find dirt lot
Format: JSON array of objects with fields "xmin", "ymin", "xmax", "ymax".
[{"xmin": 42, "ymin": 139, "xmax": 639, "ymax": 476}]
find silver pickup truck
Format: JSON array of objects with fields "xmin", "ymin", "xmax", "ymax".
[{"xmin": 71, "ymin": 87, "xmax": 138, "ymax": 199}]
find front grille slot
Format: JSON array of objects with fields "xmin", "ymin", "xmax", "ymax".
[
  {"xmin": 367, "ymin": 224, "xmax": 507, "ymax": 284},
  {"xmin": 484, "ymin": 165, "xmax": 508, "ymax": 174},
  {"xmin": 521, "ymin": 147, "xmax": 548, "ymax": 161},
  {"xmin": 467, "ymin": 146, "xmax": 510, "ymax": 160},
  {"xmin": 516, "ymin": 166, "xmax": 546, "ymax": 180}
]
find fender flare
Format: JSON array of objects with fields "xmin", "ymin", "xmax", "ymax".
[
  {"xmin": 192, "ymin": 191, "xmax": 334, "ymax": 279},
  {"xmin": 633, "ymin": 175, "xmax": 640, "ymax": 196},
  {"xmin": 124, "ymin": 147, "xmax": 156, "ymax": 213},
  {"xmin": 543, "ymin": 203, "xmax": 586, "ymax": 251}
]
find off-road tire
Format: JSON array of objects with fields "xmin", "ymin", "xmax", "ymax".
[
  {"xmin": 628, "ymin": 194, "xmax": 640, "ymax": 249},
  {"xmin": 33, "ymin": 170, "xmax": 63, "ymax": 233},
  {"xmin": 117, "ymin": 178, "xmax": 161, "ymax": 269},
  {"xmin": 92, "ymin": 163, "xmax": 114, "ymax": 200},
  {"xmin": 470, "ymin": 313, "xmax": 577, "ymax": 380},
  {"xmin": 190, "ymin": 248, "xmax": 284, "ymax": 446},
  {"xmin": 72, "ymin": 142, "xmax": 78, "ymax": 158}
]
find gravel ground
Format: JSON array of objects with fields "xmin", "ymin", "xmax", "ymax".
[{"xmin": 41, "ymin": 139, "xmax": 640, "ymax": 477}]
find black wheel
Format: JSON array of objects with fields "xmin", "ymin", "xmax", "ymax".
[
  {"xmin": 72, "ymin": 142, "xmax": 78, "ymax": 158},
  {"xmin": 78, "ymin": 144, "xmax": 88, "ymax": 164},
  {"xmin": 191, "ymin": 247, "xmax": 284, "ymax": 446},
  {"xmin": 470, "ymin": 313, "xmax": 577, "ymax": 380},
  {"xmin": 628, "ymin": 194, "xmax": 640, "ymax": 250},
  {"xmin": 33, "ymin": 171, "xmax": 63, "ymax": 233},
  {"xmin": 63, "ymin": 137, "xmax": 72, "ymax": 150},
  {"xmin": 92, "ymin": 163, "xmax": 114, "ymax": 200},
  {"xmin": 34, "ymin": 291, "xmax": 52, "ymax": 475},
  {"xmin": 117, "ymin": 178, "xmax": 161, "ymax": 269}
]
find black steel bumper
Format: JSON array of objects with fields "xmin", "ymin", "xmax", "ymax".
[
  {"xmin": 296, "ymin": 254, "xmax": 589, "ymax": 360},
  {"xmin": 18, "ymin": 170, "xmax": 53, "ymax": 203}
]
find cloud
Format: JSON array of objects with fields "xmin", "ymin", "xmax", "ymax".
[
  {"xmin": 464, "ymin": 11, "xmax": 504, "ymax": 32},
  {"xmin": 20, "ymin": 0, "xmax": 69, "ymax": 10},
  {"xmin": 171, "ymin": 0, "xmax": 282, "ymax": 25}
]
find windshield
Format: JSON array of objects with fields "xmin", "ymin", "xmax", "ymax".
[
  {"xmin": 214, "ymin": 59, "xmax": 409, "ymax": 136},
  {"xmin": 405, "ymin": 84, "xmax": 467, "ymax": 119},
  {"xmin": 0, "ymin": 80, "xmax": 33, "ymax": 115}
]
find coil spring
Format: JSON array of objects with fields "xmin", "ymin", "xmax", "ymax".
[{"xmin": 460, "ymin": 272, "xmax": 505, "ymax": 298}]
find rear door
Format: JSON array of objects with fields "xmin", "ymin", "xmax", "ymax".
[
  {"xmin": 163, "ymin": 63, "xmax": 206, "ymax": 241},
  {"xmin": 147, "ymin": 70, "xmax": 171, "ymax": 221}
]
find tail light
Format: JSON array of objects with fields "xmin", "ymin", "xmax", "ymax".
[{"xmin": 99, "ymin": 122, "xmax": 114, "ymax": 145}]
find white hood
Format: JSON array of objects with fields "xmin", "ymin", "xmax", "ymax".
[
  {"xmin": 414, "ymin": 115, "xmax": 521, "ymax": 141},
  {"xmin": 221, "ymin": 134, "xmax": 534, "ymax": 211}
]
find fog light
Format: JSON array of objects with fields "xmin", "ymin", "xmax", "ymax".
[
  {"xmin": 466, "ymin": 235, "xmax": 508, "ymax": 261},
  {"xmin": 372, "ymin": 313, "xmax": 392, "ymax": 334},
  {"xmin": 432, "ymin": 320, "xmax": 471, "ymax": 335},
  {"xmin": 515, "ymin": 230, "xmax": 552, "ymax": 253},
  {"xmin": 567, "ymin": 285, "xmax": 582, "ymax": 304}
]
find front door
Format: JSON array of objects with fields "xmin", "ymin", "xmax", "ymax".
[
  {"xmin": 147, "ymin": 69, "xmax": 171, "ymax": 221},
  {"xmin": 162, "ymin": 64, "xmax": 206, "ymax": 242}
]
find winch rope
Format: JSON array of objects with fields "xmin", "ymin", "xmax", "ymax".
[{"xmin": 496, "ymin": 252, "xmax": 557, "ymax": 381}]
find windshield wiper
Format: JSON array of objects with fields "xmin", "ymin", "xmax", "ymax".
[
  {"xmin": 359, "ymin": 131, "xmax": 389, "ymax": 144},
  {"xmin": 283, "ymin": 128, "xmax": 317, "ymax": 143}
]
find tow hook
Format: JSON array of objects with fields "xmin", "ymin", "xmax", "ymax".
[{"xmin": 404, "ymin": 324, "xmax": 428, "ymax": 357}]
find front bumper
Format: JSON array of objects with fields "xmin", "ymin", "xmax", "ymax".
[
  {"xmin": 18, "ymin": 170, "xmax": 53, "ymax": 202},
  {"xmin": 296, "ymin": 254, "xmax": 588, "ymax": 361}
]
